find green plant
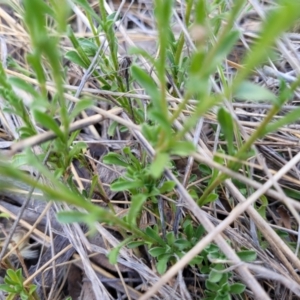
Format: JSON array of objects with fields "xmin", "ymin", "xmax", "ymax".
[
  {"xmin": 129, "ymin": 219, "xmax": 253, "ymax": 300},
  {"xmin": 0, "ymin": 269, "xmax": 38, "ymax": 300},
  {"xmin": 1, "ymin": 0, "xmax": 300, "ymax": 298}
]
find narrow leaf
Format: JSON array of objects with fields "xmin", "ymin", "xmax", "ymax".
[
  {"xmin": 217, "ymin": 107, "xmax": 235, "ymax": 155},
  {"xmin": 128, "ymin": 194, "xmax": 148, "ymax": 226},
  {"xmin": 131, "ymin": 65, "xmax": 160, "ymax": 109},
  {"xmin": 234, "ymin": 81, "xmax": 276, "ymax": 102},
  {"xmin": 149, "ymin": 152, "xmax": 169, "ymax": 178},
  {"xmin": 169, "ymin": 141, "xmax": 195, "ymax": 156},
  {"xmin": 34, "ymin": 111, "xmax": 65, "ymax": 140}
]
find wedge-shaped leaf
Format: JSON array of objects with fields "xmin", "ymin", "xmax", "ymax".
[
  {"xmin": 237, "ymin": 250, "xmax": 257, "ymax": 262},
  {"xmin": 229, "ymin": 283, "xmax": 246, "ymax": 295},
  {"xmin": 234, "ymin": 81, "xmax": 276, "ymax": 102},
  {"xmin": 156, "ymin": 254, "xmax": 171, "ymax": 274},
  {"xmin": 33, "ymin": 110, "xmax": 65, "ymax": 140},
  {"xmin": 205, "ymin": 279, "xmax": 219, "ymax": 291},
  {"xmin": 208, "ymin": 269, "xmax": 223, "ymax": 283},
  {"xmin": 149, "ymin": 152, "xmax": 169, "ymax": 178},
  {"xmin": 174, "ymin": 239, "xmax": 191, "ymax": 250},
  {"xmin": 217, "ymin": 107, "xmax": 234, "ymax": 155},
  {"xmin": 0, "ymin": 283, "xmax": 15, "ymax": 293},
  {"xmin": 65, "ymin": 50, "xmax": 87, "ymax": 68},
  {"xmin": 128, "ymin": 194, "xmax": 148, "ymax": 226},
  {"xmin": 6, "ymin": 269, "xmax": 20, "ymax": 284},
  {"xmin": 149, "ymin": 246, "xmax": 166, "ymax": 258},
  {"xmin": 166, "ymin": 231, "xmax": 175, "ymax": 245}
]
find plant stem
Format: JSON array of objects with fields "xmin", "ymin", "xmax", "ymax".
[{"xmin": 197, "ymin": 105, "xmax": 280, "ymax": 206}]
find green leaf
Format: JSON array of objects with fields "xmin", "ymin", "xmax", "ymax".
[
  {"xmin": 34, "ymin": 110, "xmax": 65, "ymax": 140},
  {"xmin": 69, "ymin": 99, "xmax": 93, "ymax": 121},
  {"xmin": 215, "ymin": 293, "xmax": 230, "ymax": 300},
  {"xmin": 159, "ymin": 181, "xmax": 175, "ymax": 193},
  {"xmin": 142, "ymin": 123, "xmax": 160, "ymax": 145},
  {"xmin": 229, "ymin": 283, "xmax": 246, "ymax": 294},
  {"xmin": 201, "ymin": 193, "xmax": 218, "ymax": 206},
  {"xmin": 7, "ymin": 269, "xmax": 22, "ymax": 286},
  {"xmin": 256, "ymin": 195, "xmax": 268, "ymax": 219},
  {"xmin": 149, "ymin": 152, "xmax": 169, "ymax": 178},
  {"xmin": 219, "ymin": 281, "xmax": 230, "ymax": 293},
  {"xmin": 156, "ymin": 255, "xmax": 170, "ymax": 274},
  {"xmin": 206, "ymin": 280, "xmax": 219, "ymax": 291},
  {"xmin": 128, "ymin": 194, "xmax": 148, "ymax": 226},
  {"xmin": 190, "ymin": 255, "xmax": 203, "ymax": 265},
  {"xmin": 234, "ymin": 81, "xmax": 276, "ymax": 102},
  {"xmin": 131, "ymin": 65, "xmax": 160, "ymax": 109},
  {"xmin": 56, "ymin": 211, "xmax": 96, "ymax": 226},
  {"xmin": 194, "ymin": 225, "xmax": 205, "ymax": 240},
  {"xmin": 217, "ymin": 107, "xmax": 235, "ymax": 155},
  {"xmin": 129, "ymin": 47, "xmax": 156, "ymax": 65},
  {"xmin": 127, "ymin": 241, "xmax": 145, "ymax": 248},
  {"xmin": 145, "ymin": 226, "xmax": 164, "ymax": 244},
  {"xmin": 8, "ymin": 77, "xmax": 39, "ymax": 98},
  {"xmin": 73, "ymin": 0, "xmax": 101, "ymax": 23},
  {"xmin": 169, "ymin": 141, "xmax": 196, "ymax": 156},
  {"xmin": 78, "ymin": 38, "xmax": 98, "ymax": 56},
  {"xmin": 0, "ymin": 284, "xmax": 15, "ymax": 293},
  {"xmin": 194, "ymin": 0, "xmax": 206, "ymax": 24},
  {"xmin": 207, "ymin": 30, "xmax": 240, "ymax": 76},
  {"xmin": 108, "ymin": 121, "xmax": 118, "ymax": 137},
  {"xmin": 69, "ymin": 142, "xmax": 87, "ymax": 159},
  {"xmin": 123, "ymin": 147, "xmax": 141, "ymax": 168},
  {"xmin": 29, "ymin": 284, "xmax": 37, "ymax": 294},
  {"xmin": 65, "ymin": 50, "xmax": 88, "ymax": 68},
  {"xmin": 26, "ymin": 53, "xmax": 46, "ymax": 95},
  {"xmin": 209, "ymin": 269, "xmax": 223, "ymax": 283},
  {"xmin": 103, "ymin": 152, "xmax": 128, "ymax": 167},
  {"xmin": 242, "ymin": 1, "xmax": 300, "ymax": 73},
  {"xmin": 237, "ymin": 250, "xmax": 257, "ymax": 262},
  {"xmin": 149, "ymin": 247, "xmax": 166, "ymax": 258},
  {"xmin": 183, "ymin": 221, "xmax": 193, "ymax": 239},
  {"xmin": 149, "ymin": 110, "xmax": 172, "ymax": 134},
  {"xmin": 174, "ymin": 239, "xmax": 191, "ymax": 250},
  {"xmin": 110, "ymin": 179, "xmax": 144, "ymax": 191},
  {"xmin": 107, "ymin": 237, "xmax": 132, "ymax": 264},
  {"xmin": 166, "ymin": 231, "xmax": 175, "ymax": 245},
  {"xmin": 264, "ymin": 106, "xmax": 300, "ymax": 136},
  {"xmin": 0, "ymin": 212, "xmax": 10, "ymax": 218}
]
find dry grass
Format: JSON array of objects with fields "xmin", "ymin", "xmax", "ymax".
[{"xmin": 1, "ymin": 0, "xmax": 300, "ymax": 299}]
